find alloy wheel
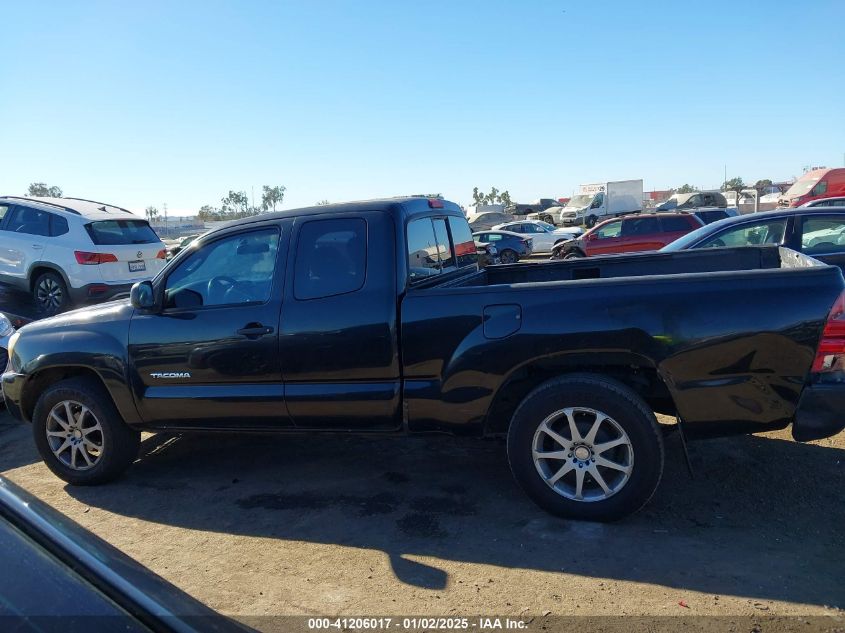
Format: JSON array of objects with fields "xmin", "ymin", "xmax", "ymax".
[
  {"xmin": 46, "ymin": 400, "xmax": 104, "ymax": 471},
  {"xmin": 532, "ymin": 407, "xmax": 633, "ymax": 502},
  {"xmin": 37, "ymin": 277, "xmax": 63, "ymax": 312}
]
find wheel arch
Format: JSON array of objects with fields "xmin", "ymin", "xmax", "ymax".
[
  {"xmin": 27, "ymin": 263, "xmax": 72, "ymax": 292},
  {"xmin": 19, "ymin": 361, "xmax": 141, "ymax": 427},
  {"xmin": 484, "ymin": 355, "xmax": 676, "ymax": 435}
]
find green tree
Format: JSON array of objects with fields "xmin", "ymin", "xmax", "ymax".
[
  {"xmin": 721, "ymin": 177, "xmax": 746, "ymax": 193},
  {"xmin": 197, "ymin": 205, "xmax": 218, "ymax": 221},
  {"xmin": 676, "ymin": 184, "xmax": 698, "ymax": 194},
  {"xmin": 498, "ymin": 190, "xmax": 513, "ymax": 207},
  {"xmin": 261, "ymin": 185, "xmax": 286, "ymax": 212},
  {"xmin": 221, "ymin": 191, "xmax": 250, "ymax": 218},
  {"xmin": 145, "ymin": 206, "xmax": 159, "ymax": 223},
  {"xmin": 27, "ymin": 182, "xmax": 63, "ymax": 197},
  {"xmin": 315, "ymin": 200, "xmax": 331, "ymax": 206},
  {"xmin": 472, "ymin": 187, "xmax": 485, "ymax": 205},
  {"xmin": 472, "ymin": 186, "xmax": 512, "ymax": 207}
]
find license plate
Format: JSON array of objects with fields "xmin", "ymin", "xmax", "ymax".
[{"xmin": 128, "ymin": 260, "xmax": 146, "ymax": 272}]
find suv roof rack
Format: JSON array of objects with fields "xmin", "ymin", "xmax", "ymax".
[
  {"xmin": 60, "ymin": 197, "xmax": 135, "ymax": 215},
  {"xmin": 0, "ymin": 196, "xmax": 81, "ymax": 215}
]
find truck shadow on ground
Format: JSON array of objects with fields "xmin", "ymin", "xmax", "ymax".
[{"xmin": 62, "ymin": 430, "xmax": 844, "ymax": 607}]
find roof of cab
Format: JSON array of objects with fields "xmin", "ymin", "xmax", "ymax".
[{"xmin": 217, "ymin": 196, "xmax": 464, "ymax": 231}]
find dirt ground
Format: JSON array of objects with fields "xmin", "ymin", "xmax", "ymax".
[{"xmin": 1, "ymin": 407, "xmax": 843, "ymax": 624}]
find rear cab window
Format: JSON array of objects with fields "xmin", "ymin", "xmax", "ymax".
[
  {"xmin": 86, "ymin": 220, "xmax": 159, "ymax": 245},
  {"xmin": 407, "ymin": 215, "xmax": 477, "ymax": 283}
]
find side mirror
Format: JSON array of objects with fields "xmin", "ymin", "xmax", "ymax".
[
  {"xmin": 586, "ymin": 233, "xmax": 597, "ymax": 241},
  {"xmin": 130, "ymin": 281, "xmax": 156, "ymax": 310}
]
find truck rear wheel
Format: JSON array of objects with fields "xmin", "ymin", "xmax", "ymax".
[
  {"xmin": 32, "ymin": 377, "xmax": 140, "ymax": 485},
  {"xmin": 507, "ymin": 373, "xmax": 663, "ymax": 521}
]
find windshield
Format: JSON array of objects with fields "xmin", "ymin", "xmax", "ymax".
[
  {"xmin": 784, "ymin": 174, "xmax": 821, "ymax": 198},
  {"xmin": 566, "ymin": 194, "xmax": 593, "ymax": 208},
  {"xmin": 85, "ymin": 220, "xmax": 160, "ymax": 245}
]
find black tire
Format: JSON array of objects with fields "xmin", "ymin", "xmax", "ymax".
[
  {"xmin": 33, "ymin": 271, "xmax": 70, "ymax": 316},
  {"xmin": 586, "ymin": 215, "xmax": 598, "ymax": 228},
  {"xmin": 32, "ymin": 377, "xmax": 140, "ymax": 485},
  {"xmin": 499, "ymin": 249, "xmax": 519, "ymax": 264},
  {"xmin": 563, "ymin": 250, "xmax": 584, "ymax": 260},
  {"xmin": 507, "ymin": 373, "xmax": 664, "ymax": 522}
]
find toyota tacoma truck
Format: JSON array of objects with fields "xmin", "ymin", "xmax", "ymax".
[{"xmin": 4, "ymin": 197, "xmax": 845, "ymax": 521}]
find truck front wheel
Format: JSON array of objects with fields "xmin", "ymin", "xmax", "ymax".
[
  {"xmin": 32, "ymin": 377, "xmax": 141, "ymax": 486},
  {"xmin": 586, "ymin": 215, "xmax": 598, "ymax": 228},
  {"xmin": 507, "ymin": 374, "xmax": 664, "ymax": 521}
]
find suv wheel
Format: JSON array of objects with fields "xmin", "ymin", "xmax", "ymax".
[
  {"xmin": 33, "ymin": 377, "xmax": 141, "ymax": 485},
  {"xmin": 507, "ymin": 373, "xmax": 664, "ymax": 521},
  {"xmin": 33, "ymin": 271, "xmax": 70, "ymax": 316},
  {"xmin": 499, "ymin": 249, "xmax": 519, "ymax": 264}
]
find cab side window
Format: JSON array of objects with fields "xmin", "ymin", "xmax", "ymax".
[
  {"xmin": 164, "ymin": 228, "xmax": 280, "ymax": 309},
  {"xmin": 0, "ymin": 204, "xmax": 10, "ymax": 225},
  {"xmin": 447, "ymin": 217, "xmax": 478, "ymax": 267},
  {"xmin": 295, "ymin": 219, "xmax": 367, "ymax": 300}
]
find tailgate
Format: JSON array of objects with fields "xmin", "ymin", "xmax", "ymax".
[{"xmin": 96, "ymin": 244, "xmax": 166, "ymax": 282}]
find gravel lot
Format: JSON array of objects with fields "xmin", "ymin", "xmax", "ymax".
[{"xmin": 1, "ymin": 407, "xmax": 843, "ymax": 621}]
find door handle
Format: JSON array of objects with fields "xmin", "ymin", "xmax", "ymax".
[{"xmin": 236, "ymin": 323, "xmax": 274, "ymax": 338}]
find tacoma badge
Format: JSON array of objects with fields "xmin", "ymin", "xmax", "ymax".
[{"xmin": 150, "ymin": 372, "xmax": 191, "ymax": 379}]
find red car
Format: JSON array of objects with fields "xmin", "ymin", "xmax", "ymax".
[
  {"xmin": 553, "ymin": 213, "xmax": 703, "ymax": 259},
  {"xmin": 779, "ymin": 167, "xmax": 845, "ymax": 208}
]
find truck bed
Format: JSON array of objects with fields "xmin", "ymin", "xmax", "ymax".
[
  {"xmin": 443, "ymin": 246, "xmax": 819, "ymax": 288},
  {"xmin": 402, "ymin": 245, "xmax": 843, "ymax": 439}
]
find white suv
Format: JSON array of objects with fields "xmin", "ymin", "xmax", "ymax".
[{"xmin": 0, "ymin": 197, "xmax": 167, "ymax": 315}]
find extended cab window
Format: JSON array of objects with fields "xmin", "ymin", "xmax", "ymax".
[
  {"xmin": 448, "ymin": 217, "xmax": 478, "ymax": 267},
  {"xmin": 0, "ymin": 204, "xmax": 9, "ymax": 223},
  {"xmin": 164, "ymin": 228, "xmax": 279, "ymax": 309},
  {"xmin": 294, "ymin": 218, "xmax": 367, "ymax": 300}
]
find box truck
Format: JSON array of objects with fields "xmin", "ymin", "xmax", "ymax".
[{"xmin": 554, "ymin": 180, "xmax": 643, "ymax": 227}]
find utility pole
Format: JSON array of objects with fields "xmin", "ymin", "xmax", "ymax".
[
  {"xmin": 251, "ymin": 186, "xmax": 255, "ymax": 213},
  {"xmin": 163, "ymin": 203, "xmax": 168, "ymax": 237}
]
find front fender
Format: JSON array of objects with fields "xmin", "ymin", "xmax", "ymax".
[{"xmin": 10, "ymin": 303, "xmax": 140, "ymax": 425}]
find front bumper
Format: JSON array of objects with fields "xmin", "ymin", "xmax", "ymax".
[
  {"xmin": 68, "ymin": 282, "xmax": 134, "ymax": 305},
  {"xmin": 793, "ymin": 383, "xmax": 845, "ymax": 441}
]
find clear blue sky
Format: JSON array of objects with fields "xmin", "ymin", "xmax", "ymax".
[{"xmin": 2, "ymin": 0, "xmax": 843, "ymax": 215}]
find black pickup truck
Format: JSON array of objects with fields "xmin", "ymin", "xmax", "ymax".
[{"xmin": 4, "ymin": 197, "xmax": 845, "ymax": 521}]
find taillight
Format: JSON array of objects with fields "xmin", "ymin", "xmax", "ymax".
[
  {"xmin": 812, "ymin": 290, "xmax": 845, "ymax": 373},
  {"xmin": 156, "ymin": 249, "xmax": 167, "ymax": 259},
  {"xmin": 428, "ymin": 198, "xmax": 444, "ymax": 209},
  {"xmin": 75, "ymin": 251, "xmax": 118, "ymax": 265}
]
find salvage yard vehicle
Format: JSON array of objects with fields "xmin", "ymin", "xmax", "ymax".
[
  {"xmin": 778, "ymin": 167, "xmax": 845, "ymax": 208},
  {"xmin": 0, "ymin": 197, "xmax": 167, "ymax": 316},
  {"xmin": 493, "ymin": 219, "xmax": 581, "ymax": 253},
  {"xmin": 472, "ymin": 230, "xmax": 533, "ymax": 263},
  {"xmin": 555, "ymin": 180, "xmax": 643, "ymax": 227},
  {"xmin": 4, "ymin": 197, "xmax": 845, "ymax": 522},
  {"xmin": 552, "ymin": 213, "xmax": 703, "ymax": 259},
  {"xmin": 662, "ymin": 206, "xmax": 845, "ymax": 271},
  {"xmin": 656, "ymin": 191, "xmax": 728, "ymax": 212}
]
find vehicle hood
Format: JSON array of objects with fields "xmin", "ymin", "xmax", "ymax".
[
  {"xmin": 18, "ymin": 300, "xmax": 134, "ymax": 338},
  {"xmin": 553, "ymin": 227, "xmax": 584, "ymax": 236}
]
